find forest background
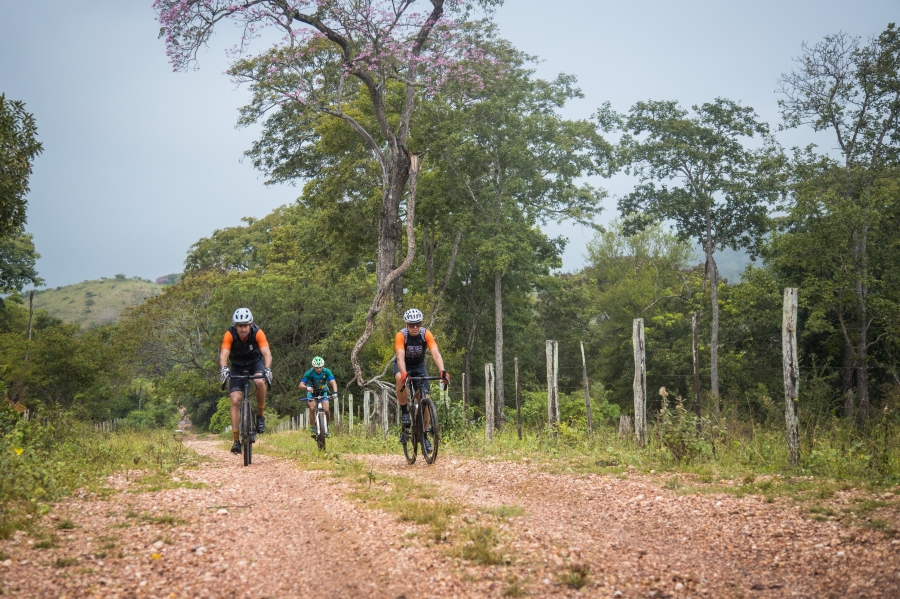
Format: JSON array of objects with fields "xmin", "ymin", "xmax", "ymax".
[{"xmin": 2, "ymin": 8, "xmax": 900, "ymax": 511}]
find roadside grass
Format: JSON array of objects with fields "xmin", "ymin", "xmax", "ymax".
[
  {"xmin": 256, "ymin": 414, "xmax": 900, "ymax": 541},
  {"xmin": 1, "ymin": 410, "xmax": 202, "ymax": 537}
]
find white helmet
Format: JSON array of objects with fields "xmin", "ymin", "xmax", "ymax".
[
  {"xmin": 232, "ymin": 308, "xmax": 253, "ymax": 324},
  {"xmin": 403, "ymin": 308, "xmax": 423, "ymax": 323}
]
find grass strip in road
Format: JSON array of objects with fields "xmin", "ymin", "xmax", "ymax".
[{"xmin": 259, "ymin": 432, "xmax": 522, "ymax": 562}]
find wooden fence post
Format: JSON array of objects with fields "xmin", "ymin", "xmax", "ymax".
[
  {"xmin": 461, "ymin": 372, "xmax": 467, "ymax": 427},
  {"xmin": 336, "ymin": 394, "xmax": 341, "ymax": 425},
  {"xmin": 633, "ymin": 319, "xmax": 647, "ymax": 446},
  {"xmin": 782, "ymin": 288, "xmax": 800, "ymax": 467},
  {"xmin": 581, "ymin": 341, "xmax": 593, "ymax": 434},
  {"xmin": 381, "ymin": 388, "xmax": 390, "ymax": 437},
  {"xmin": 546, "ymin": 340, "xmax": 559, "ymax": 428},
  {"xmin": 514, "ymin": 357, "xmax": 522, "ymax": 440},
  {"xmin": 363, "ymin": 391, "xmax": 371, "ymax": 425},
  {"xmin": 485, "ymin": 363, "xmax": 495, "ymax": 443},
  {"xmin": 348, "ymin": 394, "xmax": 353, "ymax": 433}
]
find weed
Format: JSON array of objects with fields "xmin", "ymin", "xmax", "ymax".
[
  {"xmin": 558, "ymin": 562, "xmax": 591, "ymax": 589},
  {"xmin": 481, "ymin": 505, "xmax": 526, "ymax": 520},
  {"xmin": 456, "ymin": 525, "xmax": 503, "ymax": 565},
  {"xmin": 809, "ymin": 505, "xmax": 836, "ymax": 517},
  {"xmin": 94, "ymin": 551, "xmax": 107, "ymax": 559},
  {"xmin": 503, "ymin": 575, "xmax": 528, "ymax": 597},
  {"xmin": 53, "ymin": 557, "xmax": 78, "ymax": 567},
  {"xmin": 0, "ymin": 551, "xmax": 7, "ymax": 561},
  {"xmin": 665, "ymin": 477, "xmax": 683, "ymax": 490},
  {"xmin": 55, "ymin": 519, "xmax": 77, "ymax": 530},
  {"xmin": 140, "ymin": 513, "xmax": 185, "ymax": 526},
  {"xmin": 34, "ymin": 538, "xmax": 58, "ymax": 549}
]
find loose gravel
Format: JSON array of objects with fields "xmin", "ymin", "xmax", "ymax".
[{"xmin": 2, "ymin": 435, "xmax": 898, "ymax": 598}]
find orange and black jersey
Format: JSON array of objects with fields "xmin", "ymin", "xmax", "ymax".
[
  {"xmin": 222, "ymin": 325, "xmax": 269, "ymax": 367},
  {"xmin": 395, "ymin": 327, "xmax": 438, "ymax": 368}
]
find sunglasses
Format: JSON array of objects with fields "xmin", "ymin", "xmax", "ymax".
[{"xmin": 407, "ymin": 322, "xmax": 423, "ymax": 328}]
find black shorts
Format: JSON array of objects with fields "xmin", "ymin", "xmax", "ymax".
[
  {"xmin": 229, "ymin": 360, "xmax": 265, "ymax": 393},
  {"xmin": 394, "ymin": 362, "xmax": 430, "ymax": 396}
]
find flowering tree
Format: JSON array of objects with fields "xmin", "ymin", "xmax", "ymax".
[{"xmin": 154, "ymin": 0, "xmax": 498, "ymax": 384}]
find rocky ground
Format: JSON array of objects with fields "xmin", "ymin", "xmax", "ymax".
[{"xmin": 1, "ymin": 435, "xmax": 899, "ymax": 598}]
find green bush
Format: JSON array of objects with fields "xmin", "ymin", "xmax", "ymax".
[{"xmin": 208, "ymin": 396, "xmax": 232, "ymax": 434}]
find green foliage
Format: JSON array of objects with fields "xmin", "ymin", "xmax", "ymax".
[
  {"xmin": 0, "ymin": 406, "xmax": 198, "ymax": 534},
  {"xmin": 0, "ymin": 94, "xmax": 43, "ymax": 237},
  {"xmin": 208, "ymin": 396, "xmax": 232, "ymax": 434},
  {"xmin": 654, "ymin": 394, "xmax": 724, "ymax": 463}
]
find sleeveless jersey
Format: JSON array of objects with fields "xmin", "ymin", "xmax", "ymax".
[
  {"xmin": 221, "ymin": 325, "xmax": 268, "ymax": 368},
  {"xmin": 395, "ymin": 327, "xmax": 437, "ymax": 368}
]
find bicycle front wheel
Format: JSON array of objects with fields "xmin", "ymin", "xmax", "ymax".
[
  {"xmin": 402, "ymin": 401, "xmax": 417, "ymax": 465},
  {"xmin": 316, "ymin": 411, "xmax": 327, "ymax": 451},
  {"xmin": 241, "ymin": 400, "xmax": 253, "ymax": 467},
  {"xmin": 421, "ymin": 397, "xmax": 439, "ymax": 464}
]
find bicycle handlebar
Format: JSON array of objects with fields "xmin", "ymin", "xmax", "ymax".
[{"xmin": 406, "ymin": 375, "xmax": 443, "ymax": 381}]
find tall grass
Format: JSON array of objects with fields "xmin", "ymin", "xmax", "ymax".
[
  {"xmin": 269, "ymin": 410, "xmax": 900, "ymax": 488},
  {"xmin": 1, "ymin": 406, "xmax": 199, "ymax": 536}
]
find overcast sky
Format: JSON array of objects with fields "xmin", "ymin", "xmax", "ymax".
[{"xmin": 1, "ymin": 1, "xmax": 897, "ymax": 288}]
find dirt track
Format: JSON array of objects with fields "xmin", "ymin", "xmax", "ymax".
[{"xmin": 1, "ymin": 435, "xmax": 899, "ymax": 598}]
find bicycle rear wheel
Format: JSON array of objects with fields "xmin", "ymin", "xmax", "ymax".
[
  {"xmin": 316, "ymin": 411, "xmax": 327, "ymax": 451},
  {"xmin": 241, "ymin": 400, "xmax": 253, "ymax": 467},
  {"xmin": 421, "ymin": 397, "xmax": 439, "ymax": 464}
]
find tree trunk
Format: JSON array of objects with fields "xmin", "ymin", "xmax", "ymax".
[
  {"xmin": 494, "ymin": 271, "xmax": 505, "ymax": 427},
  {"xmin": 692, "ymin": 311, "xmax": 702, "ymax": 424},
  {"xmin": 376, "ymin": 152, "xmax": 409, "ymax": 289},
  {"xmin": 707, "ymin": 244, "xmax": 721, "ymax": 417},
  {"xmin": 842, "ymin": 338, "xmax": 855, "ymax": 419},
  {"xmin": 854, "ymin": 223, "xmax": 870, "ymax": 420}
]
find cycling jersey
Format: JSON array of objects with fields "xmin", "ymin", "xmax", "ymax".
[
  {"xmin": 301, "ymin": 367, "xmax": 335, "ymax": 393},
  {"xmin": 221, "ymin": 325, "xmax": 269, "ymax": 368},
  {"xmin": 394, "ymin": 328, "xmax": 438, "ymax": 368}
]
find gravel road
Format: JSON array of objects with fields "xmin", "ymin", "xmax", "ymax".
[{"xmin": 1, "ymin": 435, "xmax": 898, "ymax": 598}]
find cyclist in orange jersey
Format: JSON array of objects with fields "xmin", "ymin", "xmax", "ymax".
[
  {"xmin": 219, "ymin": 308, "xmax": 273, "ymax": 454},
  {"xmin": 394, "ymin": 308, "xmax": 449, "ymax": 452}
]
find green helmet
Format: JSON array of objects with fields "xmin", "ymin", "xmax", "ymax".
[{"xmin": 311, "ymin": 356, "xmax": 325, "ymax": 368}]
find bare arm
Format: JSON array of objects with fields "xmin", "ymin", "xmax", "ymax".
[
  {"xmin": 260, "ymin": 345, "xmax": 273, "ymax": 369},
  {"xmin": 396, "ymin": 349, "xmax": 407, "ymax": 373},
  {"xmin": 430, "ymin": 347, "xmax": 446, "ymax": 373},
  {"xmin": 219, "ymin": 348, "xmax": 230, "ymax": 368}
]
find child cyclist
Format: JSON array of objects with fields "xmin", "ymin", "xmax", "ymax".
[{"xmin": 299, "ymin": 356, "xmax": 338, "ymax": 436}]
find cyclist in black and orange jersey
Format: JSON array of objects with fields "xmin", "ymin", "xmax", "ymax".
[
  {"xmin": 394, "ymin": 308, "xmax": 449, "ymax": 451},
  {"xmin": 219, "ymin": 308, "xmax": 273, "ymax": 454}
]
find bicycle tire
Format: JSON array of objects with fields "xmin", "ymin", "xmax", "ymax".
[
  {"xmin": 241, "ymin": 400, "xmax": 252, "ymax": 467},
  {"xmin": 403, "ymin": 395, "xmax": 418, "ymax": 465},
  {"xmin": 316, "ymin": 411, "xmax": 327, "ymax": 451},
  {"xmin": 421, "ymin": 396, "xmax": 439, "ymax": 464}
]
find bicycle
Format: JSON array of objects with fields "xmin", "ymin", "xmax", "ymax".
[
  {"xmin": 401, "ymin": 375, "xmax": 442, "ymax": 465},
  {"xmin": 223, "ymin": 372, "xmax": 269, "ymax": 467},
  {"xmin": 308, "ymin": 392, "xmax": 335, "ymax": 451}
]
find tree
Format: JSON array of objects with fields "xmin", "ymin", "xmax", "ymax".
[
  {"xmin": 155, "ymin": 0, "xmax": 499, "ymax": 385},
  {"xmin": 0, "ymin": 95, "xmax": 43, "ymax": 236},
  {"xmin": 777, "ymin": 23, "xmax": 900, "ymax": 420},
  {"xmin": 426, "ymin": 45, "xmax": 605, "ymax": 421},
  {"xmin": 600, "ymin": 98, "xmax": 785, "ymax": 415},
  {"xmin": 0, "ymin": 229, "xmax": 42, "ymax": 292}
]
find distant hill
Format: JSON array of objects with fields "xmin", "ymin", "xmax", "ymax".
[{"xmin": 32, "ymin": 276, "xmax": 167, "ymax": 328}]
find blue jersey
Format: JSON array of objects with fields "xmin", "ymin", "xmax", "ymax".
[{"xmin": 302, "ymin": 367, "xmax": 335, "ymax": 392}]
